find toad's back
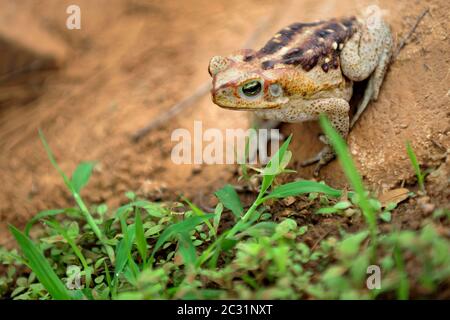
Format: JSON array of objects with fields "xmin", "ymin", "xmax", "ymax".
[{"xmin": 244, "ymin": 17, "xmax": 359, "ymax": 73}]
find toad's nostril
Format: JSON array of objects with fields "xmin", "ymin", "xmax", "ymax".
[{"xmin": 211, "ymin": 89, "xmax": 220, "ymax": 103}]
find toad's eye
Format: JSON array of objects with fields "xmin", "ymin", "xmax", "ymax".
[{"xmin": 240, "ymin": 80, "xmax": 263, "ymax": 97}]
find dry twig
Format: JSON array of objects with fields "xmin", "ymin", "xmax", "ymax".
[{"xmin": 393, "ymin": 8, "xmax": 430, "ymax": 60}]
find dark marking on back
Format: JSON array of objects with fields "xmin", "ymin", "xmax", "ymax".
[
  {"xmin": 243, "ymin": 54, "xmax": 254, "ymax": 62},
  {"xmin": 258, "ymin": 17, "xmax": 358, "ymax": 72},
  {"xmin": 342, "ymin": 17, "xmax": 355, "ymax": 28},
  {"xmin": 282, "ymin": 47, "xmax": 303, "ymax": 60},
  {"xmin": 257, "ymin": 21, "xmax": 323, "ymax": 56},
  {"xmin": 261, "ymin": 60, "xmax": 276, "ymax": 70},
  {"xmin": 241, "ymin": 49, "xmax": 256, "ymax": 62}
]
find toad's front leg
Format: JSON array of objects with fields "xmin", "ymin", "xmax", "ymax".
[
  {"xmin": 298, "ymin": 98, "xmax": 350, "ymax": 176},
  {"xmin": 257, "ymin": 98, "xmax": 350, "ymax": 176}
]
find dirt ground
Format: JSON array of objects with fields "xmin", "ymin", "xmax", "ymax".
[{"xmin": 0, "ymin": 0, "xmax": 448, "ymax": 246}]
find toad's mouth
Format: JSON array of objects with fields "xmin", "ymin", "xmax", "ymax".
[
  {"xmin": 212, "ymin": 95, "xmax": 289, "ymax": 110},
  {"xmin": 217, "ymin": 104, "xmax": 283, "ymax": 111}
]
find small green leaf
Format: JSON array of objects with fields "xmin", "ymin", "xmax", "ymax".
[
  {"xmin": 221, "ymin": 239, "xmax": 238, "ymax": 251},
  {"xmin": 380, "ymin": 211, "xmax": 392, "ymax": 222},
  {"xmin": 243, "ymin": 221, "xmax": 277, "ymax": 238},
  {"xmin": 406, "ymin": 141, "xmax": 425, "ymax": 192},
  {"xmin": 115, "ymin": 201, "xmax": 165, "ymax": 220},
  {"xmin": 275, "ymin": 219, "xmax": 297, "ymax": 237},
  {"xmin": 260, "ymin": 135, "xmax": 292, "ymax": 192},
  {"xmin": 298, "ymin": 225, "xmax": 308, "ymax": 235},
  {"xmin": 385, "ymin": 202, "xmax": 397, "ymax": 211},
  {"xmin": 369, "ymin": 199, "xmax": 382, "ymax": 212},
  {"xmin": 337, "ymin": 231, "xmax": 369, "ymax": 259},
  {"xmin": 260, "ymin": 213, "xmax": 272, "ymax": 220},
  {"xmin": 94, "ymin": 275, "xmax": 105, "ymax": 284},
  {"xmin": 144, "ymin": 225, "xmax": 164, "ymax": 237},
  {"xmin": 334, "ymin": 201, "xmax": 352, "ymax": 210},
  {"xmin": 315, "ymin": 207, "xmax": 339, "ymax": 214},
  {"xmin": 150, "ymin": 214, "xmax": 214, "ymax": 261},
  {"xmin": 71, "ymin": 162, "xmax": 96, "ymax": 193},
  {"xmin": 11, "ymin": 286, "xmax": 27, "ymax": 298},
  {"xmin": 97, "ymin": 204, "xmax": 108, "ymax": 216},
  {"xmin": 125, "ymin": 191, "xmax": 136, "ymax": 200},
  {"xmin": 215, "ymin": 185, "xmax": 243, "ymax": 218},
  {"xmin": 94, "ymin": 257, "xmax": 106, "ymax": 270}
]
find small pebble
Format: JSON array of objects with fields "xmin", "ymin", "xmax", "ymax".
[
  {"xmin": 421, "ymin": 203, "xmax": 435, "ymax": 214},
  {"xmin": 344, "ymin": 208, "xmax": 356, "ymax": 217},
  {"xmin": 282, "ymin": 196, "xmax": 297, "ymax": 206},
  {"xmin": 191, "ymin": 164, "xmax": 202, "ymax": 175}
]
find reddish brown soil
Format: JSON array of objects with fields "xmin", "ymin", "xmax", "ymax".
[{"xmin": 0, "ymin": 0, "xmax": 448, "ymax": 246}]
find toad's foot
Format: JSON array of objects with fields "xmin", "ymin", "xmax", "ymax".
[{"xmin": 300, "ymin": 145, "xmax": 335, "ymax": 176}]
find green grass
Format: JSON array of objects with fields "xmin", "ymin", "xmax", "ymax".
[
  {"xmin": 39, "ymin": 130, "xmax": 104, "ymax": 243},
  {"xmin": 406, "ymin": 141, "xmax": 425, "ymax": 193},
  {"xmin": 0, "ymin": 123, "xmax": 448, "ymax": 300},
  {"xmin": 319, "ymin": 116, "xmax": 378, "ymax": 256},
  {"xmin": 8, "ymin": 225, "xmax": 71, "ymax": 300}
]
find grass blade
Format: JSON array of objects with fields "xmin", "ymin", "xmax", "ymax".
[
  {"xmin": 9, "ymin": 225, "xmax": 71, "ymax": 300},
  {"xmin": 184, "ymin": 198, "xmax": 216, "ymax": 237},
  {"xmin": 319, "ymin": 115, "xmax": 377, "ymax": 239},
  {"xmin": 114, "ymin": 216, "xmax": 136, "ymax": 282},
  {"xmin": 178, "ymin": 231, "xmax": 197, "ymax": 267},
  {"xmin": 38, "ymin": 130, "xmax": 104, "ymax": 243},
  {"xmin": 213, "ymin": 203, "xmax": 223, "ymax": 234},
  {"xmin": 25, "ymin": 209, "xmax": 67, "ymax": 236},
  {"xmin": 263, "ymin": 180, "xmax": 345, "ymax": 200},
  {"xmin": 134, "ymin": 208, "xmax": 147, "ymax": 266},
  {"xmin": 394, "ymin": 246, "xmax": 410, "ymax": 300},
  {"xmin": 38, "ymin": 129, "xmax": 72, "ymax": 190},
  {"xmin": 406, "ymin": 141, "xmax": 425, "ymax": 192},
  {"xmin": 44, "ymin": 220, "xmax": 92, "ymax": 288}
]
